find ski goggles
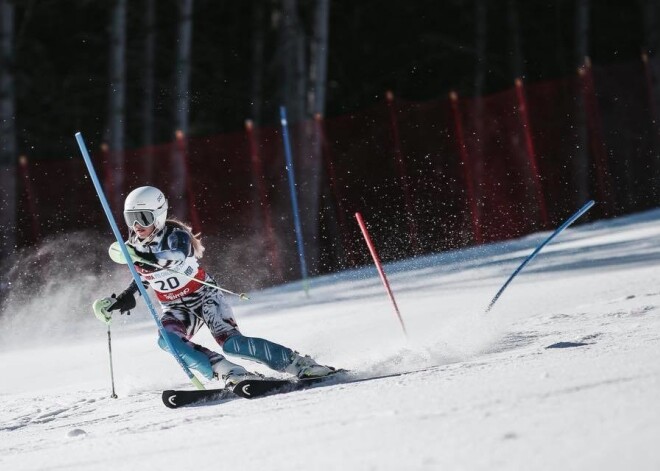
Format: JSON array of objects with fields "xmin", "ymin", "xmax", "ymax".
[{"xmin": 124, "ymin": 210, "xmax": 156, "ymax": 228}]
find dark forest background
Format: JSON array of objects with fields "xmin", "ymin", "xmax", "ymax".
[{"xmin": 4, "ymin": 0, "xmax": 652, "ymax": 158}]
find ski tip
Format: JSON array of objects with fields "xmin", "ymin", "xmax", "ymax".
[{"xmin": 162, "ymin": 390, "xmax": 179, "ymax": 409}]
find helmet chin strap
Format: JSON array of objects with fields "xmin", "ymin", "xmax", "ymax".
[{"xmin": 129, "ymin": 225, "xmax": 164, "ymax": 246}]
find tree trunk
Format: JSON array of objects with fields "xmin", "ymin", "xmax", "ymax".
[
  {"xmin": 174, "ymin": 0, "xmax": 193, "ymax": 135},
  {"xmin": 142, "ymin": 0, "xmax": 156, "ymax": 180},
  {"xmin": 279, "ymin": 0, "xmax": 303, "ymax": 269},
  {"xmin": 249, "ymin": 1, "xmax": 264, "ymax": 125},
  {"xmin": 472, "ymin": 0, "xmax": 487, "ymax": 234},
  {"xmin": 554, "ymin": 0, "xmax": 568, "ymax": 75},
  {"xmin": 277, "ymin": 0, "xmax": 331, "ymax": 275},
  {"xmin": 309, "ymin": 0, "xmax": 329, "ymax": 116},
  {"xmin": 474, "ymin": 0, "xmax": 487, "ymax": 99},
  {"xmin": 142, "ymin": 0, "xmax": 156, "ymax": 147},
  {"xmin": 108, "ymin": 0, "xmax": 127, "ymax": 211},
  {"xmin": 280, "ymin": 0, "xmax": 304, "ymax": 121},
  {"xmin": 642, "ymin": 0, "xmax": 660, "ymax": 119},
  {"xmin": 171, "ymin": 0, "xmax": 193, "ymax": 220},
  {"xmin": 0, "ymin": 0, "xmax": 17, "ymax": 260},
  {"xmin": 507, "ymin": 0, "xmax": 524, "ymax": 80},
  {"xmin": 296, "ymin": 0, "xmax": 330, "ymax": 274},
  {"xmin": 574, "ymin": 0, "xmax": 590, "ymax": 206},
  {"xmin": 308, "ymin": 0, "xmax": 333, "ymax": 267},
  {"xmin": 575, "ymin": 0, "xmax": 590, "ymax": 67}
]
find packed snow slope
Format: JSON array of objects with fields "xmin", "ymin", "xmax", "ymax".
[{"xmin": 2, "ymin": 209, "xmax": 660, "ymax": 471}]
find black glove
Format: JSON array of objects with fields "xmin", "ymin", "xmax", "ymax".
[
  {"xmin": 134, "ymin": 250, "xmax": 159, "ymax": 269},
  {"xmin": 108, "ymin": 290, "xmax": 137, "ymax": 315}
]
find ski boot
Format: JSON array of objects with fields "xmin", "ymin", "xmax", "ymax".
[
  {"xmin": 285, "ymin": 352, "xmax": 336, "ymax": 379},
  {"xmin": 211, "ymin": 357, "xmax": 262, "ymax": 388}
]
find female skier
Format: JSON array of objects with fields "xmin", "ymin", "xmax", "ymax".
[{"xmin": 93, "ymin": 186, "xmax": 334, "ymax": 386}]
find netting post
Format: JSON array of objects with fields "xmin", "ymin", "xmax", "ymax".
[
  {"xmin": 100, "ymin": 143, "xmax": 114, "ymax": 213},
  {"xmin": 245, "ymin": 119, "xmax": 284, "ymax": 282},
  {"xmin": 315, "ymin": 113, "xmax": 356, "ymax": 267},
  {"xmin": 515, "ymin": 78, "xmax": 549, "ymax": 227},
  {"xmin": 18, "ymin": 155, "xmax": 39, "ymax": 243},
  {"xmin": 642, "ymin": 51, "xmax": 658, "ymax": 128},
  {"xmin": 578, "ymin": 58, "xmax": 613, "ymax": 215},
  {"xmin": 385, "ymin": 90, "xmax": 419, "ymax": 254},
  {"xmin": 176, "ymin": 130, "xmax": 201, "ymax": 232},
  {"xmin": 449, "ymin": 91, "xmax": 482, "ymax": 244},
  {"xmin": 641, "ymin": 51, "xmax": 660, "ymax": 197}
]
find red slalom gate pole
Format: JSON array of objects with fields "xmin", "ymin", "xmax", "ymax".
[{"xmin": 355, "ymin": 212, "xmax": 408, "ymax": 337}]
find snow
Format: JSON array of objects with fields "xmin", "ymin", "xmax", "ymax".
[{"xmin": 2, "ymin": 209, "xmax": 660, "ymax": 470}]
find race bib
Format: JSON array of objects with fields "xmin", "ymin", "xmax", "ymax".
[{"xmin": 138, "ymin": 258, "xmax": 205, "ymax": 301}]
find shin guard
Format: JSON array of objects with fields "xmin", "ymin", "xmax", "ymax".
[
  {"xmin": 158, "ymin": 332, "xmax": 214, "ymax": 379},
  {"xmin": 223, "ymin": 334, "xmax": 293, "ymax": 371}
]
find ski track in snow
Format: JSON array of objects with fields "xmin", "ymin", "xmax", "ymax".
[{"xmin": 2, "ymin": 209, "xmax": 660, "ymax": 470}]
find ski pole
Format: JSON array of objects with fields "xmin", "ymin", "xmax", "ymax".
[
  {"xmin": 485, "ymin": 200, "xmax": 595, "ymax": 313},
  {"xmin": 108, "ymin": 243, "xmax": 249, "ymax": 300},
  {"xmin": 107, "ymin": 325, "xmax": 118, "ymax": 399}
]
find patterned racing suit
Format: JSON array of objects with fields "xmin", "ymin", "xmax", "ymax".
[{"xmin": 119, "ymin": 222, "xmax": 295, "ymax": 379}]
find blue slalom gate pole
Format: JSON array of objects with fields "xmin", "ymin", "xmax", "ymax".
[
  {"xmin": 75, "ymin": 132, "xmax": 205, "ymax": 390},
  {"xmin": 279, "ymin": 107, "xmax": 310, "ymax": 295},
  {"xmin": 485, "ymin": 200, "xmax": 595, "ymax": 313}
]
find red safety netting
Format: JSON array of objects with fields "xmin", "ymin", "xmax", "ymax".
[{"xmin": 15, "ymin": 59, "xmax": 660, "ymax": 287}]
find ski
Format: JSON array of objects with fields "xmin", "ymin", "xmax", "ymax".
[
  {"xmin": 162, "ymin": 387, "xmax": 235, "ymax": 409},
  {"xmin": 162, "ymin": 365, "xmax": 446, "ymax": 408},
  {"xmin": 162, "ymin": 371, "xmax": 346, "ymax": 408},
  {"xmin": 232, "ymin": 373, "xmax": 342, "ymax": 399}
]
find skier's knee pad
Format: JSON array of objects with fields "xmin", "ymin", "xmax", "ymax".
[
  {"xmin": 223, "ymin": 334, "xmax": 293, "ymax": 371},
  {"xmin": 157, "ymin": 331, "xmax": 186, "ymax": 353},
  {"xmin": 158, "ymin": 331, "xmax": 214, "ymax": 380}
]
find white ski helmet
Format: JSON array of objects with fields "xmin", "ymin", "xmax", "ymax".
[{"xmin": 123, "ymin": 186, "xmax": 168, "ymax": 231}]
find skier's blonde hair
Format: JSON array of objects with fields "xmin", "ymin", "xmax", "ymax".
[{"xmin": 166, "ymin": 218, "xmax": 205, "ymax": 259}]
